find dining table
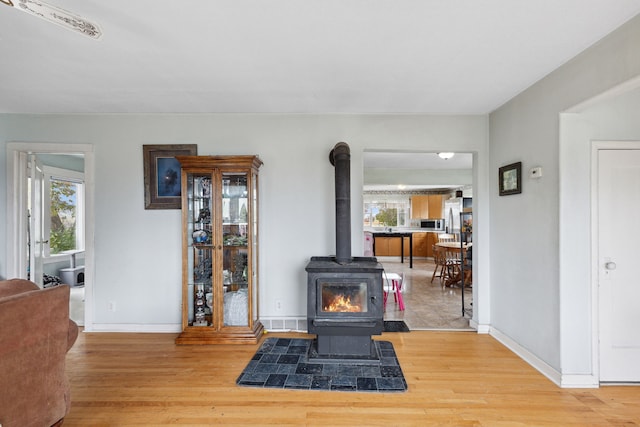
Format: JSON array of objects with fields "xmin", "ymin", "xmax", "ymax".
[{"xmin": 434, "ymin": 241, "xmax": 472, "ymax": 251}]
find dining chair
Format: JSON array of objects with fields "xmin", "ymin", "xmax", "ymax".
[
  {"xmin": 442, "ymin": 246, "xmax": 462, "ymax": 287},
  {"xmin": 431, "ymin": 245, "xmax": 447, "ymax": 283},
  {"xmin": 438, "ymin": 233, "xmax": 458, "ymax": 243}
]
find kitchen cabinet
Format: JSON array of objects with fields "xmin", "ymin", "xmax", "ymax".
[
  {"xmin": 411, "ymin": 232, "xmax": 428, "ymax": 257},
  {"xmin": 373, "ymin": 236, "xmax": 402, "ymax": 256},
  {"xmin": 175, "ymin": 155, "xmax": 263, "ymax": 345},
  {"xmin": 428, "ymin": 195, "xmax": 443, "ymax": 219},
  {"xmin": 411, "ymin": 232, "xmax": 438, "ymax": 258},
  {"xmin": 411, "ymin": 196, "xmax": 430, "ymax": 219},
  {"xmin": 426, "ymin": 232, "xmax": 438, "ymax": 257},
  {"xmin": 411, "ymin": 195, "xmax": 444, "ymax": 219}
]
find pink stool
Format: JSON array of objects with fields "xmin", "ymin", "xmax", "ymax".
[
  {"xmin": 392, "ymin": 278, "xmax": 405, "ymax": 311},
  {"xmin": 383, "ymin": 273, "xmax": 405, "ymax": 311}
]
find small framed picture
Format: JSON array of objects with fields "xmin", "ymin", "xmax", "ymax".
[
  {"xmin": 143, "ymin": 144, "xmax": 197, "ymax": 209},
  {"xmin": 499, "ymin": 162, "xmax": 522, "ymax": 196}
]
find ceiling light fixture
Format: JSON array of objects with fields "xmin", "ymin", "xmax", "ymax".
[
  {"xmin": 438, "ymin": 152, "xmax": 455, "ymax": 160},
  {"xmin": 6, "ymin": 0, "xmax": 102, "ymax": 39}
]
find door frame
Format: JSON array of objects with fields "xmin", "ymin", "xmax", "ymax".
[
  {"xmin": 590, "ymin": 140, "xmax": 640, "ymax": 383},
  {"xmin": 6, "ymin": 142, "xmax": 95, "ymax": 330}
]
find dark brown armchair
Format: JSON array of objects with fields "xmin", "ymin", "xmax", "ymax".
[{"xmin": 0, "ymin": 279, "xmax": 79, "ymax": 427}]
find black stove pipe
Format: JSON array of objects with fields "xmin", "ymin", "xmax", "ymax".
[{"xmin": 329, "ymin": 142, "xmax": 352, "ymax": 265}]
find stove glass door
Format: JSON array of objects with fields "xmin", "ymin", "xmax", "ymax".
[{"xmin": 319, "ymin": 281, "xmax": 368, "ymax": 313}]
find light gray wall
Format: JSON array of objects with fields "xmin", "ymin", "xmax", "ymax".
[
  {"xmin": 489, "ymin": 14, "xmax": 640, "ymax": 374},
  {"xmin": 1, "ymin": 114, "xmax": 488, "ymax": 330}
]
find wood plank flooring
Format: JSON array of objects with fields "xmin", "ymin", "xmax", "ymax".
[{"xmin": 63, "ymin": 331, "xmax": 640, "ymax": 426}]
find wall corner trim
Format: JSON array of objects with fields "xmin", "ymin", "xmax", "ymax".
[{"xmin": 470, "ymin": 319, "xmax": 490, "ymax": 333}]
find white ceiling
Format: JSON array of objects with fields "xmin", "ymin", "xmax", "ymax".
[
  {"xmin": 1, "ymin": 0, "xmax": 640, "ymax": 114},
  {"xmin": 363, "ymin": 152, "xmax": 472, "ymax": 192},
  {"xmin": 364, "ymin": 151, "xmax": 472, "ymax": 170}
]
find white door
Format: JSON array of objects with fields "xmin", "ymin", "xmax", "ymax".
[
  {"xmin": 598, "ymin": 148, "xmax": 640, "ymax": 382},
  {"xmin": 29, "ymin": 154, "xmax": 46, "ymax": 287}
]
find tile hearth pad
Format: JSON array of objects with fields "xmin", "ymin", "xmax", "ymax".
[{"xmin": 236, "ymin": 337, "xmax": 407, "ymax": 392}]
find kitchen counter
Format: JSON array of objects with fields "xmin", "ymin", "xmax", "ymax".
[{"xmin": 366, "ymin": 229, "xmax": 448, "ymax": 260}]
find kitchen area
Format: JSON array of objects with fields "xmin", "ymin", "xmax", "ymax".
[
  {"xmin": 364, "ymin": 192, "xmax": 472, "ymax": 263},
  {"xmin": 362, "ymin": 151, "xmax": 473, "ymax": 330}
]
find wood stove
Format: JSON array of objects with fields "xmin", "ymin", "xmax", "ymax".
[{"xmin": 306, "ymin": 142, "xmax": 384, "ymax": 362}]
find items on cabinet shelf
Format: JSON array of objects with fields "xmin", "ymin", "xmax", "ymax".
[
  {"xmin": 459, "ymin": 210, "xmax": 473, "ymax": 318},
  {"xmin": 194, "ymin": 284, "xmax": 207, "ymax": 326},
  {"xmin": 175, "ymin": 155, "xmax": 263, "ymax": 345}
]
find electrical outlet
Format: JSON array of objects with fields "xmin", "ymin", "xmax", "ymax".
[
  {"xmin": 108, "ymin": 301, "xmax": 116, "ymax": 312},
  {"xmin": 275, "ymin": 300, "xmax": 282, "ymax": 312}
]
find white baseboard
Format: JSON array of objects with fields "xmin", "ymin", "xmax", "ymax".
[
  {"xmin": 87, "ymin": 318, "xmax": 308, "ymax": 333},
  {"xmin": 560, "ymin": 374, "xmax": 599, "ymax": 388},
  {"xmin": 489, "ymin": 327, "xmax": 562, "ymax": 387},
  {"xmin": 489, "ymin": 327, "xmax": 600, "ymax": 388},
  {"xmin": 88, "ymin": 323, "xmax": 182, "ymax": 333}
]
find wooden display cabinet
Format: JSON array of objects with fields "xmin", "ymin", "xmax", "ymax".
[{"xmin": 175, "ymin": 155, "xmax": 263, "ymax": 345}]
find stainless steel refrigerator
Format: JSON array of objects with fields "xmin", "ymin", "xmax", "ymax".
[{"xmin": 444, "ymin": 197, "xmax": 472, "ymax": 233}]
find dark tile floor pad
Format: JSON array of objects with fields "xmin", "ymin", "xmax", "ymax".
[{"xmin": 236, "ymin": 337, "xmax": 407, "ymax": 392}]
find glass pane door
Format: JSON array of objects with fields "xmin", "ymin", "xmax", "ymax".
[
  {"xmin": 222, "ymin": 172, "xmax": 249, "ymax": 326},
  {"xmin": 251, "ymin": 172, "xmax": 259, "ymax": 324},
  {"xmin": 187, "ymin": 173, "xmax": 213, "ymax": 327}
]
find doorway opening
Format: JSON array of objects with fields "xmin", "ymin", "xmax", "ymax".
[
  {"xmin": 362, "ymin": 150, "xmax": 474, "ymax": 330},
  {"xmin": 6, "ymin": 142, "xmax": 94, "ymax": 329}
]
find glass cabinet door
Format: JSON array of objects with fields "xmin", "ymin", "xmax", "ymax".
[
  {"xmin": 221, "ymin": 172, "xmax": 249, "ymax": 327},
  {"xmin": 251, "ymin": 173, "xmax": 259, "ymax": 326},
  {"xmin": 187, "ymin": 173, "xmax": 214, "ymax": 327}
]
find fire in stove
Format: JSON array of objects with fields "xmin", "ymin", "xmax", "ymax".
[
  {"xmin": 321, "ymin": 282, "xmax": 367, "ymax": 313},
  {"xmin": 306, "ymin": 142, "xmax": 384, "ymax": 363}
]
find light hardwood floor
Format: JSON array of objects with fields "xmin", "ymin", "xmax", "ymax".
[{"xmin": 64, "ymin": 331, "xmax": 640, "ymax": 426}]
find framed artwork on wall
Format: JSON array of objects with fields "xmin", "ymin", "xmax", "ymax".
[
  {"xmin": 143, "ymin": 144, "xmax": 197, "ymax": 209},
  {"xmin": 499, "ymin": 161, "xmax": 522, "ymax": 196}
]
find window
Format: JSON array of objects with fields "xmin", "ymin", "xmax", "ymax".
[
  {"xmin": 43, "ymin": 167, "xmax": 85, "ymax": 257},
  {"xmin": 363, "ymin": 194, "xmax": 410, "ymax": 228}
]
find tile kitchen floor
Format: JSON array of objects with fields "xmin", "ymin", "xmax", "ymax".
[{"xmin": 380, "ymin": 258, "xmax": 473, "ymax": 331}]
